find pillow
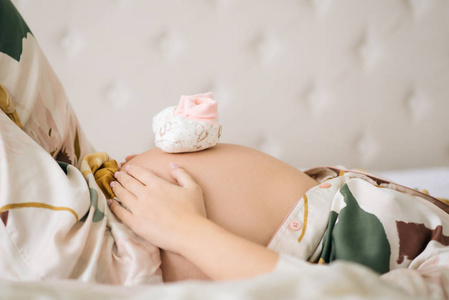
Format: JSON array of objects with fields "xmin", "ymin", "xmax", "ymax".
[{"xmin": 0, "ymin": 0, "xmax": 94, "ymax": 168}]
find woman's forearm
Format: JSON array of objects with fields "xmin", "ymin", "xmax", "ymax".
[{"xmin": 176, "ymin": 217, "xmax": 279, "ymax": 280}]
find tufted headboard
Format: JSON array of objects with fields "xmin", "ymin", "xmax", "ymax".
[{"xmin": 14, "ymin": 0, "xmax": 449, "ymax": 170}]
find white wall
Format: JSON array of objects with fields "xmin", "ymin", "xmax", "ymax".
[{"xmin": 14, "ymin": 0, "xmax": 449, "ymax": 169}]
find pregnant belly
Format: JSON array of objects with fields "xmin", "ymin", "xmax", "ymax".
[{"xmin": 125, "ymin": 143, "xmax": 318, "ymax": 282}]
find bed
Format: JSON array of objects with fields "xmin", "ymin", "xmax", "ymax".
[{"xmin": 1, "ymin": 0, "xmax": 449, "ymax": 298}]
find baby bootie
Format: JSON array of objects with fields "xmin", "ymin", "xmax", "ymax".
[{"xmin": 152, "ymin": 92, "xmax": 222, "ymax": 153}]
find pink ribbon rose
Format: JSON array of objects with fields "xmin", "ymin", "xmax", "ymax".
[{"xmin": 174, "ymin": 92, "xmax": 218, "ymax": 125}]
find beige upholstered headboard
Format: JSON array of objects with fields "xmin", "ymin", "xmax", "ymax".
[{"xmin": 14, "ymin": 0, "xmax": 449, "ymax": 170}]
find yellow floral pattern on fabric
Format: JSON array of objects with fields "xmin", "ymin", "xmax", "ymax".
[
  {"xmin": 0, "ymin": 83, "xmax": 22, "ymax": 129},
  {"xmin": 81, "ymin": 152, "xmax": 119, "ymax": 199}
]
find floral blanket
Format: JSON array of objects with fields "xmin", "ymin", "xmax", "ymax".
[{"xmin": 0, "ymin": 111, "xmax": 162, "ymax": 284}]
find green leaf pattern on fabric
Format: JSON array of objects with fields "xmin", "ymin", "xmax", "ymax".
[
  {"xmin": 320, "ymin": 183, "xmax": 391, "ymax": 274},
  {"xmin": 0, "ymin": 0, "xmax": 32, "ymax": 61},
  {"xmin": 80, "ymin": 188, "xmax": 105, "ymax": 223},
  {"xmin": 57, "ymin": 161, "xmax": 69, "ymax": 175}
]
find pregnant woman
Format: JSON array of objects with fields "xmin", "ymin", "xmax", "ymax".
[
  {"xmin": 109, "ymin": 142, "xmax": 449, "ymax": 287},
  {"xmin": 108, "ymin": 94, "xmax": 449, "ymax": 285},
  {"xmin": 111, "ymin": 143, "xmax": 318, "ymax": 282}
]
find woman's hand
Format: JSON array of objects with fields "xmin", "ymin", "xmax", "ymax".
[
  {"xmin": 108, "ymin": 162, "xmax": 207, "ymax": 252},
  {"xmin": 109, "ymin": 162, "xmax": 278, "ymax": 280}
]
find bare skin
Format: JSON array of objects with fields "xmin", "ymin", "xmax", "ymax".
[{"xmin": 122, "ymin": 143, "xmax": 318, "ymax": 282}]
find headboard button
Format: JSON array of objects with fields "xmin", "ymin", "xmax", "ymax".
[
  {"xmin": 60, "ymin": 28, "xmax": 85, "ymax": 57},
  {"xmin": 357, "ymin": 34, "xmax": 384, "ymax": 69},
  {"xmin": 104, "ymin": 82, "xmax": 132, "ymax": 110},
  {"xmin": 304, "ymin": 82, "xmax": 333, "ymax": 114},
  {"xmin": 405, "ymin": 88, "xmax": 431, "ymax": 121},
  {"xmin": 249, "ymin": 31, "xmax": 282, "ymax": 65},
  {"xmin": 154, "ymin": 29, "xmax": 185, "ymax": 60},
  {"xmin": 355, "ymin": 134, "xmax": 379, "ymax": 165}
]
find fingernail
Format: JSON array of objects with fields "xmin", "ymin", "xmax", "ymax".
[
  {"xmin": 170, "ymin": 162, "xmax": 179, "ymax": 169},
  {"xmin": 114, "ymin": 171, "xmax": 120, "ymax": 178},
  {"xmin": 125, "ymin": 165, "xmax": 130, "ymax": 172},
  {"xmin": 107, "ymin": 199, "xmax": 113, "ymax": 206},
  {"xmin": 110, "ymin": 181, "xmax": 117, "ymax": 188}
]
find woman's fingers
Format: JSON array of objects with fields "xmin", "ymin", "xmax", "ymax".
[
  {"xmin": 108, "ymin": 199, "xmax": 134, "ymax": 227},
  {"xmin": 110, "ymin": 180, "xmax": 137, "ymax": 210},
  {"xmin": 169, "ymin": 163, "xmax": 198, "ymax": 189},
  {"xmin": 114, "ymin": 170, "xmax": 146, "ymax": 194},
  {"xmin": 125, "ymin": 165, "xmax": 168, "ymax": 188}
]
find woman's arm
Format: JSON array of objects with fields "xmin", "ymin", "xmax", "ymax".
[
  {"xmin": 175, "ymin": 217, "xmax": 279, "ymax": 280},
  {"xmin": 108, "ymin": 163, "xmax": 278, "ymax": 280}
]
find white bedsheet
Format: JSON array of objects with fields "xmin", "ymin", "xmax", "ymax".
[
  {"xmin": 0, "ymin": 258, "xmax": 420, "ymax": 300},
  {"xmin": 377, "ymin": 167, "xmax": 449, "ymax": 199}
]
